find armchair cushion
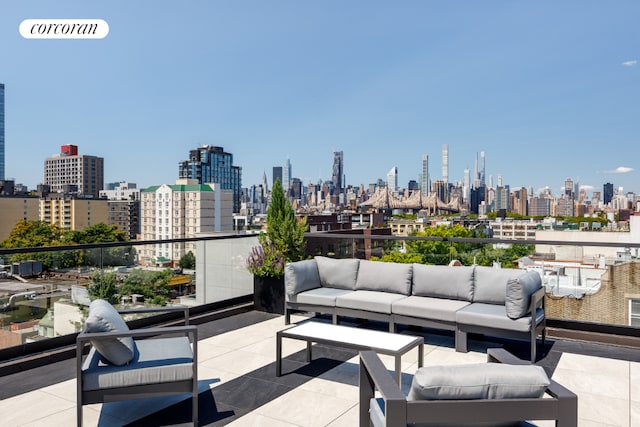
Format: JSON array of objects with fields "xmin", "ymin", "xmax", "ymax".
[
  {"xmin": 408, "ymin": 363, "xmax": 550, "ymax": 401},
  {"xmin": 506, "ymin": 271, "xmax": 543, "ymax": 319},
  {"xmin": 84, "ymin": 299, "xmax": 135, "ymax": 366}
]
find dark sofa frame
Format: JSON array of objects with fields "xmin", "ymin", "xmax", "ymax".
[{"xmin": 359, "ymin": 348, "xmax": 577, "ymax": 427}]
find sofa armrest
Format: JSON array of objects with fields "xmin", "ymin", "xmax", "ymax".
[
  {"xmin": 359, "ymin": 351, "xmax": 406, "ymax": 427},
  {"xmin": 530, "ymin": 287, "xmax": 545, "ymax": 318}
]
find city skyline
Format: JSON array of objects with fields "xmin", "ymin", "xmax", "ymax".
[{"xmin": 1, "ymin": 1, "xmax": 639, "ymax": 195}]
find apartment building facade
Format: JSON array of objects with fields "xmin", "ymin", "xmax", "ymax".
[
  {"xmin": 44, "ymin": 145, "xmax": 104, "ymax": 198},
  {"xmin": 139, "ymin": 179, "xmax": 233, "ymax": 266},
  {"xmin": 39, "ymin": 196, "xmax": 109, "ymax": 230}
]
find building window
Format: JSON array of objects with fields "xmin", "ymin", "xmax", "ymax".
[{"xmin": 629, "ymin": 299, "xmax": 640, "ymax": 327}]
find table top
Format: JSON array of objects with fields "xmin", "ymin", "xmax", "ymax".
[{"xmin": 280, "ymin": 321, "xmax": 423, "ymax": 353}]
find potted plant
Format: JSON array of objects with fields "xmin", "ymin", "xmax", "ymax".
[{"xmin": 247, "ymin": 179, "xmax": 307, "ymax": 314}]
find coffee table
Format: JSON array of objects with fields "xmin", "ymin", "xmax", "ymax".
[{"xmin": 276, "ymin": 321, "xmax": 423, "ymax": 384}]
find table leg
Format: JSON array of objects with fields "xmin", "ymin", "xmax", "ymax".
[
  {"xmin": 306, "ymin": 341, "xmax": 312, "ymax": 362},
  {"xmin": 276, "ymin": 332, "xmax": 282, "ymax": 377},
  {"xmin": 395, "ymin": 355, "xmax": 401, "ymax": 385},
  {"xmin": 418, "ymin": 343, "xmax": 424, "ymax": 368}
]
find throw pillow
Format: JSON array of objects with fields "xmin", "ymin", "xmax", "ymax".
[{"xmin": 84, "ymin": 299, "xmax": 135, "ymax": 366}]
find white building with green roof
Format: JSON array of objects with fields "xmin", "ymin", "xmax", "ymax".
[{"xmin": 140, "ymin": 179, "xmax": 233, "ymax": 266}]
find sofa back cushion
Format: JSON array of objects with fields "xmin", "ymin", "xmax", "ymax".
[
  {"xmin": 285, "ymin": 259, "xmax": 321, "ymax": 297},
  {"xmin": 315, "ymin": 256, "xmax": 359, "ymax": 290},
  {"xmin": 84, "ymin": 299, "xmax": 135, "ymax": 366},
  {"xmin": 473, "ymin": 266, "xmax": 523, "ymax": 305},
  {"xmin": 506, "ymin": 271, "xmax": 543, "ymax": 319},
  {"xmin": 412, "ymin": 264, "xmax": 474, "ymax": 301},
  {"xmin": 408, "ymin": 363, "xmax": 550, "ymax": 401},
  {"xmin": 355, "ymin": 260, "xmax": 412, "ymax": 295}
]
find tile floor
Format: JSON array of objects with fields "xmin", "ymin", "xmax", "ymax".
[{"xmin": 0, "ymin": 312, "xmax": 637, "ymax": 426}]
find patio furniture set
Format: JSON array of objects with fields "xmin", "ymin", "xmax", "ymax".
[{"xmin": 75, "ymin": 254, "xmax": 575, "ymax": 426}]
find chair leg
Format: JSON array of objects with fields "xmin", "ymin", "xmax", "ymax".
[{"xmin": 284, "ymin": 309, "xmax": 291, "ymax": 325}]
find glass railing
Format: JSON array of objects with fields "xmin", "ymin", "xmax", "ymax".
[{"xmin": 1, "ymin": 230, "xmax": 639, "ymax": 359}]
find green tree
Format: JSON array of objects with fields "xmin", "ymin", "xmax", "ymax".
[
  {"xmin": 261, "ymin": 179, "xmax": 307, "ymax": 263},
  {"xmin": 406, "ymin": 225, "xmax": 479, "ymax": 265},
  {"xmin": 119, "ymin": 269, "xmax": 173, "ymax": 304},
  {"xmin": 88, "ymin": 271, "xmax": 118, "ymax": 304},
  {"xmin": 179, "ymin": 251, "xmax": 196, "ymax": 270}
]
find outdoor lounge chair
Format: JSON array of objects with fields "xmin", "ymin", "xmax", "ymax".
[
  {"xmin": 76, "ymin": 300, "xmax": 198, "ymax": 426},
  {"xmin": 359, "ymin": 348, "xmax": 577, "ymax": 427}
]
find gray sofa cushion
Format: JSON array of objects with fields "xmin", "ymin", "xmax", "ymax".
[
  {"xmin": 315, "ymin": 256, "xmax": 359, "ymax": 290},
  {"xmin": 292, "ymin": 287, "xmax": 354, "ymax": 306},
  {"xmin": 408, "ymin": 363, "xmax": 550, "ymax": 401},
  {"xmin": 84, "ymin": 299, "xmax": 135, "ymax": 366},
  {"xmin": 285, "ymin": 259, "xmax": 321, "ymax": 298},
  {"xmin": 506, "ymin": 271, "xmax": 543, "ymax": 319},
  {"xmin": 82, "ymin": 336, "xmax": 194, "ymax": 391},
  {"xmin": 355, "ymin": 260, "xmax": 412, "ymax": 295},
  {"xmin": 412, "ymin": 264, "xmax": 474, "ymax": 301},
  {"xmin": 336, "ymin": 290, "xmax": 407, "ymax": 314},
  {"xmin": 456, "ymin": 303, "xmax": 545, "ymax": 333},
  {"xmin": 392, "ymin": 296, "xmax": 470, "ymax": 323},
  {"xmin": 473, "ymin": 267, "xmax": 523, "ymax": 305}
]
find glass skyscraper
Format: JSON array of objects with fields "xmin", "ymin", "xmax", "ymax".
[
  {"xmin": 178, "ymin": 145, "xmax": 242, "ymax": 213},
  {"xmin": 0, "ymin": 83, "xmax": 4, "ymax": 180}
]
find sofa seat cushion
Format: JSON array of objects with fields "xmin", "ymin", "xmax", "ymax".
[
  {"xmin": 315, "ymin": 256, "xmax": 359, "ymax": 290},
  {"xmin": 336, "ymin": 290, "xmax": 407, "ymax": 314},
  {"xmin": 285, "ymin": 259, "xmax": 321, "ymax": 298},
  {"xmin": 412, "ymin": 264, "xmax": 474, "ymax": 301},
  {"xmin": 456, "ymin": 303, "xmax": 544, "ymax": 333},
  {"xmin": 506, "ymin": 271, "xmax": 542, "ymax": 319},
  {"xmin": 392, "ymin": 296, "xmax": 470, "ymax": 323},
  {"xmin": 84, "ymin": 299, "xmax": 135, "ymax": 366},
  {"xmin": 293, "ymin": 287, "xmax": 354, "ymax": 306},
  {"xmin": 82, "ymin": 336, "xmax": 194, "ymax": 392},
  {"xmin": 408, "ymin": 362, "xmax": 550, "ymax": 401},
  {"xmin": 355, "ymin": 260, "xmax": 412, "ymax": 294},
  {"xmin": 473, "ymin": 267, "xmax": 524, "ymax": 305}
]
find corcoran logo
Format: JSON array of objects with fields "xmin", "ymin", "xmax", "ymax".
[{"xmin": 19, "ymin": 19, "xmax": 109, "ymax": 39}]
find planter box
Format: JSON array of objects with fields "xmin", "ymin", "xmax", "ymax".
[{"xmin": 253, "ymin": 275, "xmax": 285, "ymax": 315}]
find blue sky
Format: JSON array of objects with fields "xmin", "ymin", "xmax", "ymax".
[{"xmin": 1, "ymin": 1, "xmax": 639, "ymax": 196}]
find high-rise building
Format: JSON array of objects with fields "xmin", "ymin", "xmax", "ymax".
[
  {"xmin": 421, "ymin": 154, "xmax": 429, "ymax": 194},
  {"xmin": 99, "ymin": 182, "xmax": 141, "ymax": 239},
  {"xmin": 332, "ymin": 151, "xmax": 344, "ymax": 196},
  {"xmin": 463, "ymin": 168, "xmax": 470, "ymax": 203},
  {"xmin": 479, "ymin": 151, "xmax": 486, "ymax": 187},
  {"xmin": 140, "ymin": 179, "xmax": 233, "ymax": 266},
  {"xmin": 44, "ymin": 145, "xmax": 104, "ymax": 198},
  {"xmin": 442, "ymin": 144, "xmax": 448, "ymax": 184},
  {"xmin": 272, "ymin": 166, "xmax": 282, "ymax": 188},
  {"xmin": 564, "ymin": 178, "xmax": 574, "ymax": 199},
  {"xmin": 386, "ymin": 166, "xmax": 398, "ymax": 192},
  {"xmin": 604, "ymin": 182, "xmax": 614, "ymax": 205},
  {"xmin": 178, "ymin": 145, "xmax": 242, "ymax": 213},
  {"xmin": 0, "ymin": 83, "xmax": 4, "ymax": 180},
  {"xmin": 39, "ymin": 195, "xmax": 109, "ymax": 231},
  {"xmin": 283, "ymin": 159, "xmax": 291, "ymax": 193},
  {"xmin": 518, "ymin": 187, "xmax": 528, "ymax": 216}
]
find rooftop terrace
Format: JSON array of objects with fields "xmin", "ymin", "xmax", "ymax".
[{"xmin": 0, "ymin": 308, "xmax": 638, "ymax": 427}]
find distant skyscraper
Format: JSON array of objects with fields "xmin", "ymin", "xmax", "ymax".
[
  {"xmin": 604, "ymin": 182, "xmax": 614, "ymax": 205},
  {"xmin": 44, "ymin": 145, "xmax": 104, "ymax": 198},
  {"xmin": 564, "ymin": 178, "xmax": 574, "ymax": 199},
  {"xmin": 0, "ymin": 83, "xmax": 4, "ymax": 180},
  {"xmin": 332, "ymin": 151, "xmax": 344, "ymax": 195},
  {"xmin": 479, "ymin": 151, "xmax": 486, "ymax": 187},
  {"xmin": 463, "ymin": 168, "xmax": 470, "ymax": 202},
  {"xmin": 442, "ymin": 144, "xmax": 449, "ymax": 184},
  {"xmin": 386, "ymin": 166, "xmax": 398, "ymax": 192},
  {"xmin": 283, "ymin": 158, "xmax": 291, "ymax": 193},
  {"xmin": 272, "ymin": 166, "xmax": 282, "ymax": 187},
  {"xmin": 421, "ymin": 154, "xmax": 429, "ymax": 194},
  {"xmin": 178, "ymin": 145, "xmax": 242, "ymax": 213}
]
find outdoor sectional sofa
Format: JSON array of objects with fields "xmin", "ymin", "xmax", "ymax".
[{"xmin": 285, "ymin": 256, "xmax": 546, "ymax": 362}]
